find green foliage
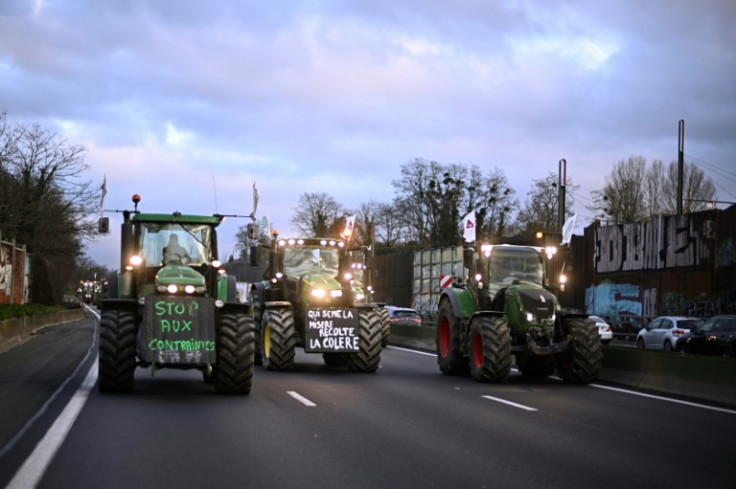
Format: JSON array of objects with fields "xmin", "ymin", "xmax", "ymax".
[{"xmin": 0, "ymin": 303, "xmax": 72, "ymax": 321}]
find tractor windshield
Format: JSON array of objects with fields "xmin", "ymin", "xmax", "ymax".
[
  {"xmin": 283, "ymin": 246, "xmax": 340, "ymax": 277},
  {"xmin": 487, "ymin": 246, "xmax": 543, "ymax": 296},
  {"xmin": 138, "ymin": 223, "xmax": 212, "ymax": 266}
]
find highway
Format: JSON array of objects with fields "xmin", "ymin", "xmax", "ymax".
[{"xmin": 0, "ymin": 312, "xmax": 733, "ymax": 489}]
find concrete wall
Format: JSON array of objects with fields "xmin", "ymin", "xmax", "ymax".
[{"xmin": 388, "ymin": 323, "xmax": 736, "ymax": 408}]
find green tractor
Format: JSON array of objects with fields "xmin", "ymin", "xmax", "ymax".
[
  {"xmin": 98, "ymin": 194, "xmax": 255, "ymax": 395},
  {"xmin": 437, "ymin": 243, "xmax": 601, "ymax": 383},
  {"xmin": 249, "ymin": 235, "xmax": 383, "ymax": 372}
]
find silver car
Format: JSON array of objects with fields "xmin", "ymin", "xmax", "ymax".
[
  {"xmin": 589, "ymin": 315, "xmax": 613, "ymax": 344},
  {"xmin": 636, "ymin": 316, "xmax": 703, "ymax": 351}
]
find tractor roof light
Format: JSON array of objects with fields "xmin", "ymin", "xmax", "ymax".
[
  {"xmin": 545, "ymin": 246, "xmax": 557, "ymax": 259},
  {"xmin": 480, "ymin": 244, "xmax": 492, "ymax": 257}
]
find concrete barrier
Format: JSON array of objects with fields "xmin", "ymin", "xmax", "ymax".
[
  {"xmin": 389, "ymin": 324, "xmax": 736, "ymax": 407},
  {"xmin": 0, "ymin": 308, "xmax": 87, "ymax": 343}
]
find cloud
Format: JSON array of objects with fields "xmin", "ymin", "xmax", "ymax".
[{"xmin": 1, "ymin": 0, "xmax": 734, "ymax": 267}]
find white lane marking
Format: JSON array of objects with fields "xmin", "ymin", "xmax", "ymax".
[
  {"xmin": 385, "ymin": 345, "xmax": 436, "ymax": 357},
  {"xmin": 390, "ymin": 345, "xmax": 733, "ymax": 414},
  {"xmin": 7, "ymin": 360, "xmax": 98, "ymax": 489},
  {"xmin": 590, "ymin": 383, "xmax": 736, "ymax": 415},
  {"xmin": 482, "ymin": 395, "xmax": 538, "ymax": 412},
  {"xmin": 287, "ymin": 391, "xmax": 316, "ymax": 407}
]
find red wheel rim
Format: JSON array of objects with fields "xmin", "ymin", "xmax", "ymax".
[
  {"xmin": 472, "ymin": 332, "xmax": 483, "ymax": 368},
  {"xmin": 438, "ymin": 317, "xmax": 450, "ymax": 357}
]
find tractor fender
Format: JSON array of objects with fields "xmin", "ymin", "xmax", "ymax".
[
  {"xmin": 264, "ymin": 300, "xmax": 292, "ymax": 310},
  {"xmin": 439, "ymin": 287, "xmax": 477, "ymax": 320}
]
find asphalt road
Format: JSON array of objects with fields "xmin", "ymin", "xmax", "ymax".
[{"xmin": 0, "ymin": 312, "xmax": 733, "ymax": 489}]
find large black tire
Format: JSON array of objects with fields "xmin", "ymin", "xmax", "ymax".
[
  {"xmin": 250, "ymin": 288, "xmax": 263, "ymax": 366},
  {"xmin": 98, "ymin": 310, "xmax": 137, "ymax": 392},
  {"xmin": 214, "ymin": 313, "xmax": 256, "ymax": 395},
  {"xmin": 377, "ymin": 306, "xmax": 390, "ymax": 347},
  {"xmin": 556, "ymin": 317, "xmax": 603, "ymax": 384},
  {"xmin": 436, "ymin": 297, "xmax": 469, "ymax": 375},
  {"xmin": 468, "ymin": 315, "xmax": 512, "ymax": 382},
  {"xmin": 346, "ymin": 309, "xmax": 382, "ymax": 373},
  {"xmin": 261, "ymin": 308, "xmax": 296, "ymax": 371}
]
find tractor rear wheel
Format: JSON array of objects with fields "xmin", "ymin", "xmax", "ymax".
[
  {"xmin": 250, "ymin": 289, "xmax": 263, "ymax": 366},
  {"xmin": 557, "ymin": 317, "xmax": 602, "ymax": 384},
  {"xmin": 436, "ymin": 297, "xmax": 469, "ymax": 375},
  {"xmin": 214, "ymin": 313, "xmax": 256, "ymax": 395},
  {"xmin": 468, "ymin": 315, "xmax": 512, "ymax": 382},
  {"xmin": 98, "ymin": 310, "xmax": 137, "ymax": 392},
  {"xmin": 261, "ymin": 308, "xmax": 296, "ymax": 371},
  {"xmin": 346, "ymin": 309, "xmax": 382, "ymax": 373},
  {"xmin": 377, "ymin": 306, "xmax": 390, "ymax": 347}
]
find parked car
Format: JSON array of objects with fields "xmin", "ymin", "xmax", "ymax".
[
  {"xmin": 589, "ymin": 315, "xmax": 613, "ymax": 344},
  {"xmin": 385, "ymin": 306, "xmax": 423, "ymax": 327},
  {"xmin": 677, "ymin": 315, "xmax": 736, "ymax": 357},
  {"xmin": 636, "ymin": 316, "xmax": 703, "ymax": 351}
]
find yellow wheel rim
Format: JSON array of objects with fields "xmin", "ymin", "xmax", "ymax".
[{"xmin": 263, "ymin": 322, "xmax": 271, "ymax": 358}]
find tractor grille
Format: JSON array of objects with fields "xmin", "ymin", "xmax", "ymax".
[{"xmin": 518, "ymin": 288, "xmax": 556, "ymax": 321}]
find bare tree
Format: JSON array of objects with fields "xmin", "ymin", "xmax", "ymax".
[
  {"xmin": 591, "ymin": 155, "xmax": 648, "ymax": 224},
  {"xmin": 289, "ymin": 191, "xmax": 344, "ymax": 237},
  {"xmin": 374, "ymin": 200, "xmax": 404, "ymax": 248},
  {"xmin": 0, "ymin": 113, "xmax": 96, "ymax": 304},
  {"xmin": 662, "ymin": 160, "xmax": 717, "ymax": 214},
  {"xmin": 517, "ymin": 172, "xmax": 577, "ymax": 234},
  {"xmin": 644, "ymin": 159, "xmax": 665, "ymax": 219},
  {"xmin": 592, "ymin": 155, "xmax": 718, "ymax": 223}
]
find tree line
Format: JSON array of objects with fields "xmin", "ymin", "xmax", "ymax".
[
  {"xmin": 238, "ymin": 156, "xmax": 717, "ymax": 256},
  {"xmin": 0, "ymin": 111, "xmax": 98, "ymax": 305},
  {"xmin": 0, "ymin": 112, "xmax": 719, "ymax": 304}
]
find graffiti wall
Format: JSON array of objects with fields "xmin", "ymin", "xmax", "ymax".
[
  {"xmin": 584, "ymin": 205, "xmax": 736, "ymax": 318},
  {"xmin": 0, "ymin": 237, "xmax": 28, "ymax": 305}
]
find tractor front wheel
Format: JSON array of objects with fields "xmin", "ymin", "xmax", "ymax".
[
  {"xmin": 214, "ymin": 313, "xmax": 256, "ymax": 395},
  {"xmin": 261, "ymin": 308, "xmax": 296, "ymax": 371},
  {"xmin": 98, "ymin": 310, "xmax": 137, "ymax": 393},
  {"xmin": 346, "ymin": 309, "xmax": 382, "ymax": 373},
  {"xmin": 468, "ymin": 315, "xmax": 512, "ymax": 382},
  {"xmin": 557, "ymin": 317, "xmax": 602, "ymax": 384},
  {"xmin": 436, "ymin": 297, "xmax": 469, "ymax": 375}
]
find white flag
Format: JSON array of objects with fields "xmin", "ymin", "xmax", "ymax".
[
  {"xmin": 560, "ymin": 214, "xmax": 576, "ymax": 245},
  {"xmin": 462, "ymin": 210, "xmax": 476, "ymax": 243},
  {"xmin": 343, "ymin": 215, "xmax": 356, "ymax": 239}
]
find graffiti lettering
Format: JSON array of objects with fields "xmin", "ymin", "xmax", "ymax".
[{"xmin": 595, "ymin": 215, "xmax": 714, "ymax": 273}]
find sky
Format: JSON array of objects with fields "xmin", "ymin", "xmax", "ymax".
[{"xmin": 1, "ymin": 0, "xmax": 735, "ymax": 268}]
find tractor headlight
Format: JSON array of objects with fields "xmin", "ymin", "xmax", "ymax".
[
  {"xmin": 331, "ymin": 290, "xmax": 342, "ymax": 298},
  {"xmin": 184, "ymin": 284, "xmax": 196, "ymax": 294},
  {"xmin": 312, "ymin": 289, "xmax": 327, "ymax": 298},
  {"xmin": 526, "ymin": 312, "xmax": 534, "ymax": 322}
]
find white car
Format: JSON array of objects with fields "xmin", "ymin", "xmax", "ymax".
[
  {"xmin": 636, "ymin": 316, "xmax": 703, "ymax": 351},
  {"xmin": 589, "ymin": 315, "xmax": 613, "ymax": 344}
]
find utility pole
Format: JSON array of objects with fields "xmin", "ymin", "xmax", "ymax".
[
  {"xmin": 558, "ymin": 158, "xmax": 567, "ymax": 232},
  {"xmin": 677, "ymin": 119, "xmax": 685, "ymax": 215}
]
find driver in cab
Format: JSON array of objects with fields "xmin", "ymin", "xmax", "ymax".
[{"xmin": 163, "ymin": 233, "xmax": 191, "ymax": 264}]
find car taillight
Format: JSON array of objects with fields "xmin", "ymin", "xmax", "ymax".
[{"xmin": 673, "ymin": 329, "xmax": 684, "ymax": 336}]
